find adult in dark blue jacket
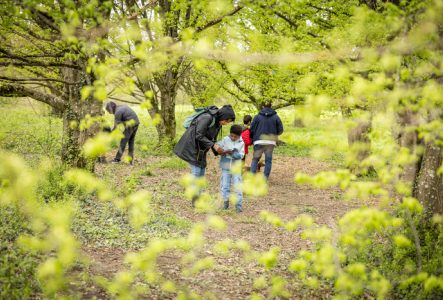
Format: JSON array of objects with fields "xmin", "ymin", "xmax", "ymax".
[{"xmin": 249, "ymin": 102, "xmax": 284, "ymax": 179}]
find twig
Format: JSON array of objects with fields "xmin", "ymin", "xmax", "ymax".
[{"xmin": 405, "ymin": 210, "xmax": 422, "ymax": 273}]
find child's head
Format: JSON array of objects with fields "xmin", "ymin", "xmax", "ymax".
[
  {"xmin": 229, "ymin": 124, "xmax": 243, "ymax": 141},
  {"xmin": 243, "ymin": 115, "xmax": 252, "ymax": 125}
]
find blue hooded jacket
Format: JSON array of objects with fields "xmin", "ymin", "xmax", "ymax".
[{"xmin": 250, "ymin": 107, "xmax": 284, "ymax": 143}]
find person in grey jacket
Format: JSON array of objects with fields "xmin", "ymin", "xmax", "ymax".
[{"xmin": 105, "ymin": 101, "xmax": 140, "ymax": 164}]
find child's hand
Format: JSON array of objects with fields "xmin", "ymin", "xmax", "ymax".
[{"xmin": 213, "ymin": 144, "xmax": 225, "ymax": 155}]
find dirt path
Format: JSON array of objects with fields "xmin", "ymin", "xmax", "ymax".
[{"xmin": 82, "ymin": 155, "xmax": 359, "ymax": 299}]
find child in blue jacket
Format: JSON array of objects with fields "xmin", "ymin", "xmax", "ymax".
[{"xmin": 217, "ymin": 124, "xmax": 245, "ymax": 212}]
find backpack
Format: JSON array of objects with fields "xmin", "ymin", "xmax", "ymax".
[{"xmin": 183, "ymin": 107, "xmax": 216, "ymax": 129}]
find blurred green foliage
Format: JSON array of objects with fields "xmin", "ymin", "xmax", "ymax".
[{"xmin": 1, "ymin": 0, "xmax": 443, "ymax": 299}]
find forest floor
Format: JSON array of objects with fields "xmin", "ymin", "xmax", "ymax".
[{"xmin": 76, "ymin": 153, "xmax": 359, "ymax": 299}]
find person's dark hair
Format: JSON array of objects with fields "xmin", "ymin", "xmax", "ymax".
[
  {"xmin": 230, "ymin": 124, "xmax": 243, "ymax": 136},
  {"xmin": 243, "ymin": 115, "xmax": 252, "ymax": 125},
  {"xmin": 217, "ymin": 104, "xmax": 236, "ymax": 122},
  {"xmin": 105, "ymin": 101, "xmax": 117, "ymax": 114}
]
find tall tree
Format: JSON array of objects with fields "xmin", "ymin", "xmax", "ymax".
[
  {"xmin": 0, "ymin": 0, "xmax": 113, "ymax": 168},
  {"xmin": 103, "ymin": 0, "xmax": 243, "ymax": 147},
  {"xmin": 183, "ymin": 0, "xmax": 354, "ymax": 111}
]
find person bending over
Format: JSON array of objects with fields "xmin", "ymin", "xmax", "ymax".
[{"xmin": 105, "ymin": 101, "xmax": 140, "ymax": 164}]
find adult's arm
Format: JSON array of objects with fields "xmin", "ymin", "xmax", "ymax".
[
  {"xmin": 276, "ymin": 115, "xmax": 284, "ymax": 135},
  {"xmin": 195, "ymin": 114, "xmax": 215, "ymax": 150},
  {"xmin": 216, "ymin": 137, "xmax": 226, "ymax": 150},
  {"xmin": 249, "ymin": 116, "xmax": 258, "ymax": 139}
]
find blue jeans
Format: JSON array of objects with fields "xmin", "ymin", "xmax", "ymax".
[
  {"xmin": 190, "ymin": 164, "xmax": 205, "ymax": 206},
  {"xmin": 190, "ymin": 164, "xmax": 206, "ymax": 177},
  {"xmin": 250, "ymin": 144, "xmax": 275, "ymax": 178},
  {"xmin": 220, "ymin": 169, "xmax": 243, "ymax": 210}
]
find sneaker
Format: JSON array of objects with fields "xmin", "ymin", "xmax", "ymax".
[
  {"xmin": 223, "ymin": 201, "xmax": 229, "ymax": 209},
  {"xmin": 111, "ymin": 159, "xmax": 120, "ymax": 164},
  {"xmin": 236, "ymin": 207, "xmax": 242, "ymax": 213}
]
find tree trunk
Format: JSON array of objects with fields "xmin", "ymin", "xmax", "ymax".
[
  {"xmin": 347, "ymin": 119, "xmax": 374, "ymax": 175},
  {"xmin": 414, "ymin": 142, "xmax": 443, "ymax": 215},
  {"xmin": 61, "ymin": 66, "xmax": 101, "ymax": 170},
  {"xmin": 51, "ymin": 105, "xmax": 64, "ymax": 117},
  {"xmin": 398, "ymin": 110, "xmax": 421, "ymax": 189},
  {"xmin": 293, "ymin": 117, "xmax": 305, "ymax": 128},
  {"xmin": 159, "ymin": 86, "xmax": 177, "ymax": 146},
  {"xmin": 140, "ymin": 78, "xmax": 177, "ymax": 149}
]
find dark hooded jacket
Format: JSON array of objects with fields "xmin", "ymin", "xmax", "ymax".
[
  {"xmin": 250, "ymin": 107, "xmax": 284, "ymax": 143},
  {"xmin": 111, "ymin": 105, "xmax": 139, "ymax": 130},
  {"xmin": 174, "ymin": 105, "xmax": 235, "ymax": 168}
]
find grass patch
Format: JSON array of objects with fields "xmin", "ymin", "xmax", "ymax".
[
  {"xmin": 277, "ymin": 125, "xmax": 347, "ymax": 166},
  {"xmin": 140, "ymin": 167, "xmax": 154, "ymax": 177},
  {"xmin": 72, "ymin": 196, "xmax": 191, "ymax": 249},
  {"xmin": 0, "ymin": 98, "xmax": 61, "ymax": 164},
  {"xmin": 157, "ymin": 157, "xmax": 188, "ymax": 170},
  {"xmin": 330, "ymin": 191, "xmax": 343, "ymax": 201},
  {"xmin": 300, "ymin": 206, "xmax": 319, "ymax": 215}
]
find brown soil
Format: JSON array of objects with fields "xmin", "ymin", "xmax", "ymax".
[{"xmin": 79, "ymin": 154, "xmax": 359, "ymax": 299}]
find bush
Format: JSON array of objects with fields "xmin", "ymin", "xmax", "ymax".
[
  {"xmin": 0, "ymin": 206, "xmax": 41, "ymax": 298},
  {"xmin": 37, "ymin": 164, "xmax": 73, "ymax": 203}
]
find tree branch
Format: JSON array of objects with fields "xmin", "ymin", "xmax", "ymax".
[
  {"xmin": 108, "ymin": 96, "xmax": 141, "ymax": 104},
  {"xmin": 195, "ymin": 6, "xmax": 243, "ymax": 33},
  {"xmin": 223, "ymin": 86, "xmax": 252, "ymax": 104},
  {"xmin": 0, "ymin": 84, "xmax": 65, "ymax": 110},
  {"xmin": 257, "ymin": 4, "xmax": 298, "ymax": 29},
  {"xmin": 0, "ymin": 54, "xmax": 64, "ymax": 58},
  {"xmin": 0, "ymin": 60, "xmax": 81, "ymax": 70},
  {"xmin": 184, "ymin": 0, "xmax": 192, "ymax": 28},
  {"xmin": 29, "ymin": 7, "xmax": 60, "ymax": 32},
  {"xmin": 128, "ymin": 0, "xmax": 159, "ymax": 20},
  {"xmin": 218, "ymin": 61, "xmax": 258, "ymax": 103},
  {"xmin": 0, "ymin": 76, "xmax": 80, "ymax": 85}
]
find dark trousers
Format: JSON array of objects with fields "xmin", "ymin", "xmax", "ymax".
[
  {"xmin": 250, "ymin": 144, "xmax": 275, "ymax": 178},
  {"xmin": 115, "ymin": 125, "xmax": 138, "ymax": 162}
]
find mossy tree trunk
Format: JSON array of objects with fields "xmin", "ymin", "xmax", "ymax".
[{"xmin": 60, "ymin": 66, "xmax": 102, "ymax": 170}]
